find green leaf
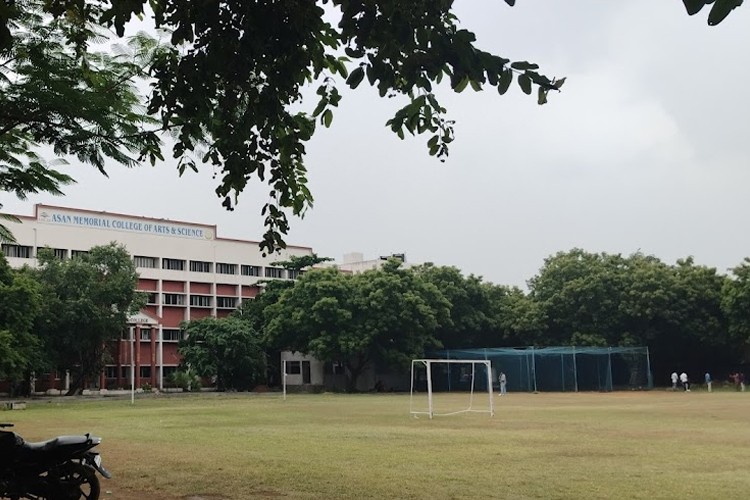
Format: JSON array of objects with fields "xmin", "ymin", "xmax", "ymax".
[
  {"xmin": 682, "ymin": 0, "xmax": 708, "ymax": 16},
  {"xmin": 553, "ymin": 77, "xmax": 567, "ymax": 90},
  {"xmin": 537, "ymin": 87, "xmax": 548, "ymax": 105},
  {"xmin": 498, "ymin": 68, "xmax": 513, "ymax": 95},
  {"xmin": 312, "ymin": 98, "xmax": 327, "ymax": 117},
  {"xmin": 708, "ymin": 0, "xmax": 743, "ymax": 25},
  {"xmin": 322, "ymin": 109, "xmax": 333, "ymax": 128},
  {"xmin": 347, "ymin": 66, "xmax": 365, "ymax": 89},
  {"xmin": 454, "ymin": 76, "xmax": 470, "ymax": 93},
  {"xmin": 518, "ymin": 74, "xmax": 532, "ymax": 95},
  {"xmin": 511, "ymin": 61, "xmax": 540, "ymax": 71},
  {"xmin": 469, "ymin": 79, "xmax": 482, "ymax": 91}
]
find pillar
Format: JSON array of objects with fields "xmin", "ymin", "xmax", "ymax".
[{"xmin": 135, "ymin": 325, "xmax": 141, "ymax": 389}]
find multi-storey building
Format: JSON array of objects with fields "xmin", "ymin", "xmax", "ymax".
[{"xmin": 2, "ymin": 204, "xmax": 314, "ymax": 393}]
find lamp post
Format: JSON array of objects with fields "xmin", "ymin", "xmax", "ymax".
[{"xmin": 129, "ymin": 326, "xmax": 135, "ymax": 405}]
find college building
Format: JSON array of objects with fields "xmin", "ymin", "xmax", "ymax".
[{"xmin": 2, "ymin": 204, "xmax": 314, "ymax": 393}]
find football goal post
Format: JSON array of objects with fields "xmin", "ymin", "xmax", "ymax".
[{"xmin": 409, "ymin": 359, "xmax": 495, "ymax": 419}]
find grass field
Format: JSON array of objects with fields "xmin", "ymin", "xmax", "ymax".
[{"xmin": 3, "ymin": 390, "xmax": 750, "ymax": 499}]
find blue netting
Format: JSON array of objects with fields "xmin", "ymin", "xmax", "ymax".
[{"xmin": 426, "ymin": 346, "xmax": 652, "ymax": 392}]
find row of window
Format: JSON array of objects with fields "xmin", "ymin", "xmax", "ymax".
[
  {"xmin": 156, "ymin": 293, "xmax": 237, "ymax": 308},
  {"xmin": 135, "ymin": 255, "xmax": 288, "ymax": 278},
  {"xmin": 118, "ymin": 328, "xmax": 185, "ymax": 342},
  {"xmin": 1, "ymin": 245, "xmax": 297, "ymax": 281},
  {"xmin": 2, "ymin": 245, "xmax": 89, "ymax": 260}
]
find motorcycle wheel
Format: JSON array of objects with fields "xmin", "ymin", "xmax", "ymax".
[{"xmin": 52, "ymin": 463, "xmax": 100, "ymax": 500}]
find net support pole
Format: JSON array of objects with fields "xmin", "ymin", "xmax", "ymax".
[
  {"xmin": 607, "ymin": 347, "xmax": 613, "ymax": 392},
  {"xmin": 560, "ymin": 353, "xmax": 565, "ymax": 392},
  {"xmin": 532, "ymin": 346, "xmax": 538, "ymax": 393},
  {"xmin": 486, "ymin": 360, "xmax": 495, "ymax": 417},
  {"xmin": 573, "ymin": 346, "xmax": 579, "ymax": 392}
]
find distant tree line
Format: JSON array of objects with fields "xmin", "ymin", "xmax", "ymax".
[
  {"xmin": 2, "ymin": 246, "xmax": 747, "ymax": 395},
  {"xmin": 180, "ymin": 250, "xmax": 750, "ymax": 392}
]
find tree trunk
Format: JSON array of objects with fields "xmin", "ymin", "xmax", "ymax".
[{"xmin": 65, "ymin": 371, "xmax": 83, "ymax": 396}]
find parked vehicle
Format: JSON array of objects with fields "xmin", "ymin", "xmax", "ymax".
[{"xmin": 0, "ymin": 423, "xmax": 110, "ymax": 500}]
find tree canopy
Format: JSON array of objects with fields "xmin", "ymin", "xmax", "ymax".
[
  {"xmin": 265, "ymin": 262, "xmax": 449, "ymax": 391},
  {"xmin": 0, "ymin": 254, "xmax": 42, "ymax": 391},
  {"xmin": 1, "ymin": 1, "xmax": 742, "ymax": 250},
  {"xmin": 178, "ymin": 317, "xmax": 267, "ymax": 391},
  {"xmin": 31, "ymin": 243, "xmax": 144, "ymax": 394}
]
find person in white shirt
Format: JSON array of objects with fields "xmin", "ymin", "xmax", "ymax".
[
  {"xmin": 498, "ymin": 372, "xmax": 507, "ymax": 396},
  {"xmin": 670, "ymin": 372, "xmax": 678, "ymax": 391},
  {"xmin": 679, "ymin": 372, "xmax": 690, "ymax": 392}
]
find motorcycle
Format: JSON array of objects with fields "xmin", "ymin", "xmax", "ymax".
[{"xmin": 0, "ymin": 423, "xmax": 111, "ymax": 500}]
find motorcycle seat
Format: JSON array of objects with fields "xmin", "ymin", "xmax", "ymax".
[{"xmin": 21, "ymin": 435, "xmax": 90, "ymax": 452}]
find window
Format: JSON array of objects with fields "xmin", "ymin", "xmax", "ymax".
[
  {"xmin": 162, "ymin": 329, "xmax": 183, "ymax": 342},
  {"xmin": 162, "ymin": 293, "xmax": 185, "ymax": 306},
  {"xmin": 105, "ymin": 366, "xmax": 118, "ymax": 379},
  {"xmin": 140, "ymin": 329, "xmax": 151, "ymax": 341},
  {"xmin": 241, "ymin": 265, "xmax": 262, "ymax": 277},
  {"xmin": 286, "ymin": 361, "xmax": 301, "ymax": 374},
  {"xmin": 140, "ymin": 366, "xmax": 151, "ymax": 379},
  {"xmin": 121, "ymin": 366, "xmax": 130, "ymax": 379},
  {"xmin": 71, "ymin": 250, "xmax": 89, "ymax": 259},
  {"xmin": 162, "ymin": 258, "xmax": 185, "ymax": 271},
  {"xmin": 2, "ymin": 244, "xmax": 33, "ymax": 258},
  {"xmin": 133, "ymin": 256, "xmax": 158, "ymax": 268},
  {"xmin": 190, "ymin": 260, "xmax": 212, "ymax": 273},
  {"xmin": 145, "ymin": 293, "xmax": 158, "ymax": 305},
  {"xmin": 162, "ymin": 366, "xmax": 178, "ymax": 379},
  {"xmin": 216, "ymin": 262, "xmax": 237, "ymax": 275},
  {"xmin": 52, "ymin": 248, "xmax": 68, "ymax": 259},
  {"xmin": 216, "ymin": 297, "xmax": 237, "ymax": 309},
  {"xmin": 264, "ymin": 267, "xmax": 284, "ymax": 279},
  {"xmin": 287, "ymin": 269, "xmax": 300, "ymax": 280},
  {"xmin": 190, "ymin": 295, "xmax": 212, "ymax": 307}
]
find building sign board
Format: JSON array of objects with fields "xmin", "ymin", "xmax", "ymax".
[{"xmin": 38, "ymin": 208, "xmax": 213, "ymax": 240}]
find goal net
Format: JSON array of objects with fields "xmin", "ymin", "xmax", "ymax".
[{"xmin": 409, "ymin": 359, "xmax": 495, "ymax": 419}]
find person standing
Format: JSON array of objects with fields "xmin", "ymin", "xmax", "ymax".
[
  {"xmin": 671, "ymin": 372, "xmax": 679, "ymax": 391},
  {"xmin": 704, "ymin": 372, "xmax": 712, "ymax": 393},
  {"xmin": 680, "ymin": 372, "xmax": 690, "ymax": 392},
  {"xmin": 740, "ymin": 372, "xmax": 746, "ymax": 392},
  {"xmin": 498, "ymin": 372, "xmax": 507, "ymax": 396}
]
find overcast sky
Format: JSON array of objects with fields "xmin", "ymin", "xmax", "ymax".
[{"xmin": 4, "ymin": 1, "xmax": 750, "ymax": 288}]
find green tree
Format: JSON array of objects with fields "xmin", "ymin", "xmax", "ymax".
[
  {"xmin": 413, "ymin": 264, "xmax": 490, "ymax": 349},
  {"xmin": 2, "ymin": 0, "xmax": 565, "ymax": 253},
  {"xmin": 1, "ymin": 1, "xmax": 163, "ymax": 239},
  {"xmin": 178, "ymin": 317, "xmax": 267, "ymax": 391},
  {"xmin": 32, "ymin": 243, "xmax": 144, "ymax": 395},
  {"xmin": 0, "ymin": 254, "xmax": 43, "ymax": 394},
  {"xmin": 485, "ymin": 284, "xmax": 545, "ymax": 347},
  {"xmin": 528, "ymin": 249, "xmax": 734, "ymax": 379},
  {"xmin": 271, "ymin": 253, "xmax": 333, "ymax": 272},
  {"xmin": 1, "ymin": 1, "xmax": 739, "ymax": 250},
  {"xmin": 266, "ymin": 263, "xmax": 448, "ymax": 391},
  {"xmin": 232, "ymin": 279, "xmax": 295, "ymax": 387},
  {"xmin": 721, "ymin": 258, "xmax": 750, "ymax": 362}
]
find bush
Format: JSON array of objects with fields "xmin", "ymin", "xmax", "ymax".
[{"xmin": 169, "ymin": 370, "xmax": 202, "ymax": 392}]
